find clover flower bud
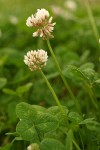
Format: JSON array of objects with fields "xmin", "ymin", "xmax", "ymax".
[
  {"xmin": 24, "ymin": 49, "xmax": 48, "ymax": 71},
  {"xmin": 26, "ymin": 8, "xmax": 56, "ymax": 39}
]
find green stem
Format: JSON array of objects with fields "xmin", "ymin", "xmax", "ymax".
[
  {"xmin": 84, "ymin": 82, "xmax": 98, "ymax": 110},
  {"xmin": 46, "ymin": 39, "xmax": 81, "ymax": 114},
  {"xmin": 78, "ymin": 130, "xmax": 84, "ymax": 150},
  {"xmin": 83, "ymin": 0, "xmax": 100, "ymax": 54},
  {"xmin": 72, "ymin": 140, "xmax": 81, "ymax": 150},
  {"xmin": 39, "ymin": 69, "xmax": 64, "ymax": 113},
  {"xmin": 61, "ymin": 128, "xmax": 81, "ymax": 150}
]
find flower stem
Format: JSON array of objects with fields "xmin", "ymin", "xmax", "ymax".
[
  {"xmin": 83, "ymin": 0, "xmax": 100, "ymax": 54},
  {"xmin": 46, "ymin": 39, "xmax": 81, "ymax": 114},
  {"xmin": 39, "ymin": 69, "xmax": 64, "ymax": 113},
  {"xmin": 84, "ymin": 82, "xmax": 98, "ymax": 110}
]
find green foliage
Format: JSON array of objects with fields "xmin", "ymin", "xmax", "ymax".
[
  {"xmin": 16, "ymin": 103, "xmax": 59, "ymax": 142},
  {"xmin": 65, "ymin": 130, "xmax": 73, "ymax": 150},
  {"xmin": 0, "ymin": 78, "xmax": 7, "ymax": 89},
  {"xmin": 40, "ymin": 138, "xmax": 66, "ymax": 150},
  {"xmin": 0, "ymin": 143, "xmax": 12, "ymax": 150},
  {"xmin": 68, "ymin": 112, "xmax": 83, "ymax": 124},
  {"xmin": 0, "ymin": 0, "xmax": 100, "ymax": 149}
]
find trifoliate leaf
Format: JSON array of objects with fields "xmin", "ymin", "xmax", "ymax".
[
  {"xmin": 40, "ymin": 138, "xmax": 66, "ymax": 150},
  {"xmin": 47, "ymin": 106, "xmax": 69, "ymax": 116},
  {"xmin": 16, "ymin": 119, "xmax": 39, "ymax": 142},
  {"xmin": 35, "ymin": 112, "xmax": 59, "ymax": 133},
  {"xmin": 32, "ymin": 105, "xmax": 46, "ymax": 113},
  {"xmin": 79, "ymin": 118, "xmax": 94, "ymax": 125},
  {"xmin": 47, "ymin": 106, "xmax": 69, "ymax": 125},
  {"xmin": 16, "ymin": 102, "xmax": 37, "ymax": 121},
  {"xmin": 68, "ymin": 112, "xmax": 83, "ymax": 124},
  {"xmin": 16, "ymin": 103, "xmax": 59, "ymax": 142}
]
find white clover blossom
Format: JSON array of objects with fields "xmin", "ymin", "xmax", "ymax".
[
  {"xmin": 24, "ymin": 49, "xmax": 48, "ymax": 71},
  {"xmin": 51, "ymin": 5, "xmax": 72, "ymax": 20},
  {"xmin": 26, "ymin": 8, "xmax": 56, "ymax": 39},
  {"xmin": 27, "ymin": 145, "xmax": 31, "ymax": 150},
  {"xmin": 27, "ymin": 143, "xmax": 40, "ymax": 150},
  {"xmin": 64, "ymin": 0, "xmax": 77, "ymax": 11}
]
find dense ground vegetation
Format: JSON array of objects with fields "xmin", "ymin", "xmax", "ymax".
[{"xmin": 0, "ymin": 0, "xmax": 100, "ymax": 150}]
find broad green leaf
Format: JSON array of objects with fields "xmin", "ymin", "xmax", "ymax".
[
  {"xmin": 47, "ymin": 106, "xmax": 69, "ymax": 125},
  {"xmin": 32, "ymin": 105, "xmax": 46, "ymax": 113},
  {"xmin": 68, "ymin": 112, "xmax": 83, "ymax": 124},
  {"xmin": 79, "ymin": 118, "xmax": 100, "ymax": 131},
  {"xmin": 16, "ymin": 103, "xmax": 58, "ymax": 142},
  {"xmin": 81, "ymin": 68, "xmax": 95, "ymax": 81},
  {"xmin": 16, "ymin": 102, "xmax": 37, "ymax": 120},
  {"xmin": 47, "ymin": 106, "xmax": 69, "ymax": 115},
  {"xmin": 94, "ymin": 79, "xmax": 100, "ymax": 84},
  {"xmin": 40, "ymin": 138, "xmax": 66, "ymax": 150},
  {"xmin": 14, "ymin": 137, "xmax": 23, "ymax": 141},
  {"xmin": 80, "ymin": 50, "xmax": 90, "ymax": 64},
  {"xmin": 79, "ymin": 118, "xmax": 94, "ymax": 125},
  {"xmin": 86, "ymin": 121, "xmax": 100, "ymax": 131},
  {"xmin": 2, "ymin": 88, "xmax": 17, "ymax": 96},
  {"xmin": 47, "ymin": 106, "xmax": 61, "ymax": 115},
  {"xmin": 16, "ymin": 83, "xmax": 33, "ymax": 96},
  {"xmin": 64, "ymin": 63, "xmax": 95, "ymax": 83},
  {"xmin": 35, "ymin": 112, "xmax": 59, "ymax": 133},
  {"xmin": 79, "ymin": 63, "xmax": 95, "ymax": 81},
  {"xmin": 16, "ymin": 119, "xmax": 39, "ymax": 142},
  {"xmin": 66, "ymin": 129, "xmax": 73, "ymax": 150},
  {"xmin": 64, "ymin": 65, "xmax": 88, "ymax": 82},
  {"xmin": 0, "ymin": 143, "xmax": 12, "ymax": 150},
  {"xmin": 0, "ymin": 78, "xmax": 7, "ymax": 89},
  {"xmin": 6, "ymin": 132, "xmax": 18, "ymax": 136},
  {"xmin": 79, "ymin": 62, "xmax": 94, "ymax": 70}
]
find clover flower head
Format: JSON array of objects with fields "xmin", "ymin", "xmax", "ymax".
[
  {"xmin": 27, "ymin": 145, "xmax": 31, "ymax": 150},
  {"xmin": 24, "ymin": 49, "xmax": 48, "ymax": 71},
  {"xmin": 26, "ymin": 8, "xmax": 56, "ymax": 39},
  {"xmin": 64, "ymin": 0, "xmax": 77, "ymax": 11},
  {"xmin": 27, "ymin": 143, "xmax": 40, "ymax": 150}
]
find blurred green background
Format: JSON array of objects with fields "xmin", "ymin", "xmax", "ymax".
[{"xmin": 0, "ymin": 0, "xmax": 100, "ymax": 149}]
